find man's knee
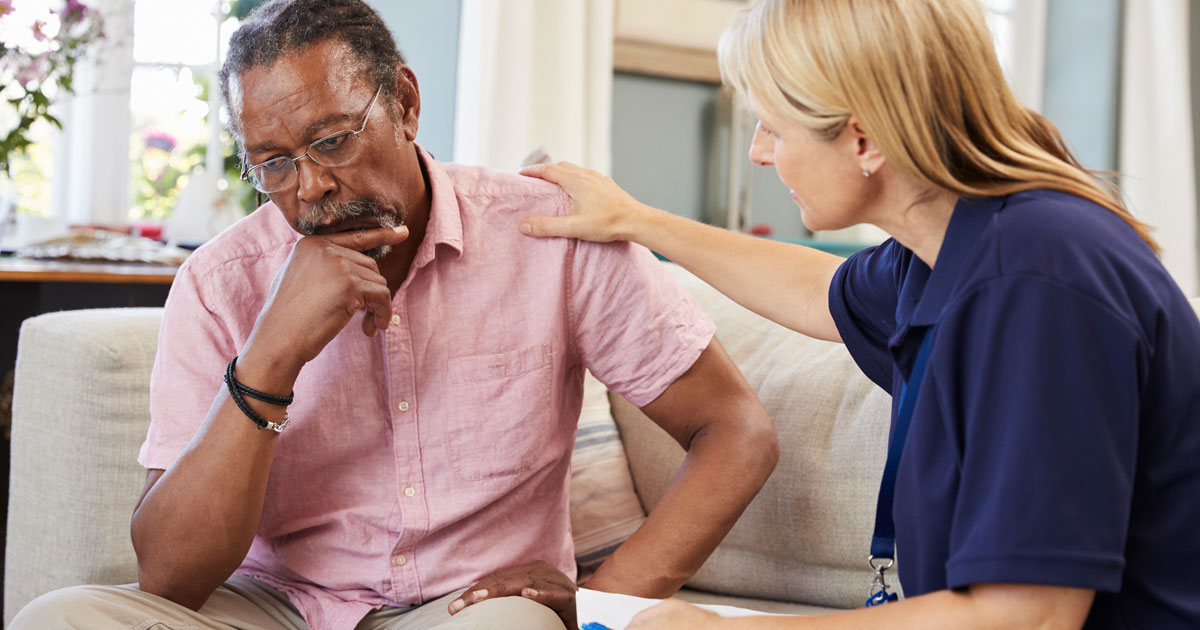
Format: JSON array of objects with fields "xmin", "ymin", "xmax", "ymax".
[
  {"xmin": 9, "ymin": 584, "xmax": 137, "ymax": 629},
  {"xmin": 447, "ymin": 596, "xmax": 567, "ymax": 630}
]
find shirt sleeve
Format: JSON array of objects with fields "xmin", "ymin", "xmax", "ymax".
[
  {"xmin": 568, "ymin": 240, "xmax": 716, "ymax": 408},
  {"xmin": 828, "ymin": 239, "xmax": 905, "ymax": 392},
  {"xmin": 934, "ymin": 275, "xmax": 1142, "ymax": 593},
  {"xmin": 138, "ymin": 260, "xmax": 239, "ymax": 470}
]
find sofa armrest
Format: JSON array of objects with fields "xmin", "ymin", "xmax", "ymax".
[{"xmin": 4, "ymin": 308, "xmax": 162, "ymax": 624}]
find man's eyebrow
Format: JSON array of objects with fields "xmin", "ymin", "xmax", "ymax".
[
  {"xmin": 245, "ymin": 140, "xmax": 282, "ymax": 156},
  {"xmin": 244, "ymin": 113, "xmax": 356, "ymax": 158},
  {"xmin": 302, "ymin": 113, "xmax": 356, "ymax": 141}
]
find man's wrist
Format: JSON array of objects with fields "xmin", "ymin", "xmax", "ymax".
[{"xmin": 236, "ymin": 341, "xmax": 303, "ymax": 395}]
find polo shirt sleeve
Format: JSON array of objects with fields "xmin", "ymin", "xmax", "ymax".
[
  {"xmin": 138, "ymin": 260, "xmax": 239, "ymax": 470},
  {"xmin": 568, "ymin": 240, "xmax": 716, "ymax": 408},
  {"xmin": 934, "ymin": 275, "xmax": 1141, "ymax": 593},
  {"xmin": 828, "ymin": 240, "xmax": 904, "ymax": 393}
]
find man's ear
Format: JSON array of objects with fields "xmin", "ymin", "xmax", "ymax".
[
  {"xmin": 393, "ymin": 66, "xmax": 421, "ymax": 142},
  {"xmin": 847, "ymin": 115, "xmax": 886, "ymax": 175}
]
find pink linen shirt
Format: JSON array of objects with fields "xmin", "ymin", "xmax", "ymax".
[{"xmin": 138, "ymin": 147, "xmax": 715, "ymax": 630}]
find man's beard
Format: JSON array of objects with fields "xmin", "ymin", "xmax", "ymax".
[{"xmin": 297, "ymin": 198, "xmax": 400, "ymax": 260}]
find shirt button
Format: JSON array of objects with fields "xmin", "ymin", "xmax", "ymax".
[
  {"xmin": 395, "ymin": 554, "xmax": 407, "ymax": 566},
  {"xmin": 398, "ymin": 401, "xmax": 410, "ymax": 412},
  {"xmin": 404, "ymin": 486, "xmax": 416, "ymax": 497},
  {"xmin": 391, "ymin": 314, "xmax": 401, "ymax": 325}
]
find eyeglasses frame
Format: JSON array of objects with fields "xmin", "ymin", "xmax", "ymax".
[{"xmin": 240, "ymin": 84, "xmax": 384, "ymax": 195}]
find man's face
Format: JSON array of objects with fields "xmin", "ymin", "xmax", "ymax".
[{"xmin": 231, "ymin": 39, "xmax": 421, "ymax": 255}]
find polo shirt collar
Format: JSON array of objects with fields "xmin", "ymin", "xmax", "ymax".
[
  {"xmin": 412, "ymin": 144, "xmax": 464, "ymax": 269},
  {"xmin": 889, "ymin": 195, "xmax": 1006, "ymax": 372}
]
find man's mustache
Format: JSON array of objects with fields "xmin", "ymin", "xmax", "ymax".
[
  {"xmin": 297, "ymin": 198, "xmax": 400, "ymax": 260},
  {"xmin": 297, "ymin": 198, "xmax": 398, "ymax": 236}
]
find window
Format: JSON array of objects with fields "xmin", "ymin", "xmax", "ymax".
[
  {"xmin": 985, "ymin": 0, "xmax": 1047, "ymax": 110},
  {"xmin": 10, "ymin": 0, "xmax": 259, "ymax": 229},
  {"xmin": 127, "ymin": 0, "xmax": 254, "ymax": 222}
]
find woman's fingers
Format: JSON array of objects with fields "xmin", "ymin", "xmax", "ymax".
[
  {"xmin": 519, "ymin": 161, "xmax": 581, "ymax": 185},
  {"xmin": 519, "ymin": 215, "xmax": 592, "ymax": 240}
]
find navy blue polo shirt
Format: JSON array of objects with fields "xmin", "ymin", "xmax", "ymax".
[{"xmin": 829, "ymin": 190, "xmax": 1200, "ymax": 627}]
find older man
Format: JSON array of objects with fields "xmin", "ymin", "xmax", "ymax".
[{"xmin": 9, "ymin": 1, "xmax": 777, "ymax": 629}]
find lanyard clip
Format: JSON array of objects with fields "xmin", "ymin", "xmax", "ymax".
[{"xmin": 865, "ymin": 555, "xmax": 899, "ymax": 607}]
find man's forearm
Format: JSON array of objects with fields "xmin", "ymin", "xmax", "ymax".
[
  {"xmin": 131, "ymin": 347, "xmax": 298, "ymax": 609},
  {"xmin": 586, "ymin": 394, "xmax": 778, "ymax": 596}
]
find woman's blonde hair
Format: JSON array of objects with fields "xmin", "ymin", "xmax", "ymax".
[{"xmin": 718, "ymin": 0, "xmax": 1160, "ymax": 253}]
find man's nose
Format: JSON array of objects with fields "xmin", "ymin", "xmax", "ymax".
[{"xmin": 295, "ymin": 157, "xmax": 337, "ymax": 204}]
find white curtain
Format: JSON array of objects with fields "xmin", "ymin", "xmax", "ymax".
[
  {"xmin": 1119, "ymin": 0, "xmax": 1199, "ymax": 295},
  {"xmin": 453, "ymin": 0, "xmax": 613, "ymax": 173},
  {"xmin": 51, "ymin": 0, "xmax": 135, "ymax": 226}
]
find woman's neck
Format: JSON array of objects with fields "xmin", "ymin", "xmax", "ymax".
[{"xmin": 870, "ymin": 182, "xmax": 959, "ymax": 268}]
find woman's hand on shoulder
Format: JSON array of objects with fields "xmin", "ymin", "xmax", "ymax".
[{"xmin": 519, "ymin": 161, "xmax": 654, "ymax": 243}]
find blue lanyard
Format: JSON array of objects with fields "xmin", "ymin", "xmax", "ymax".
[{"xmin": 865, "ymin": 326, "xmax": 934, "ymax": 607}]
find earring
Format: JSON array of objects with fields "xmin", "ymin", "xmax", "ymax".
[{"xmin": 862, "ymin": 169, "xmax": 871, "ymax": 178}]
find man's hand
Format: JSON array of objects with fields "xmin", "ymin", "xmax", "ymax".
[
  {"xmin": 448, "ymin": 561, "xmax": 578, "ymax": 629},
  {"xmin": 245, "ymin": 225, "xmax": 410, "ymax": 373}
]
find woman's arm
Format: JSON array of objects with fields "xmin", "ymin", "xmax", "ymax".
[
  {"xmin": 628, "ymin": 584, "xmax": 1095, "ymax": 630},
  {"xmin": 520, "ymin": 163, "xmax": 844, "ymax": 343}
]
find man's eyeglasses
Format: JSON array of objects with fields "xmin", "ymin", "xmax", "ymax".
[{"xmin": 241, "ymin": 85, "xmax": 383, "ymax": 194}]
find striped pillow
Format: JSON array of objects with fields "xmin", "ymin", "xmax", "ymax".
[{"xmin": 570, "ymin": 370, "xmax": 647, "ymax": 572}]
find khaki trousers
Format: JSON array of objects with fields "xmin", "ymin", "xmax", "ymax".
[{"xmin": 9, "ymin": 574, "xmax": 566, "ymax": 630}]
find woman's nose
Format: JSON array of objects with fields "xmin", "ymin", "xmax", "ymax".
[{"xmin": 748, "ymin": 125, "xmax": 774, "ymax": 166}]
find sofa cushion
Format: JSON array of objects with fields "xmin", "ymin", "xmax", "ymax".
[
  {"xmin": 612, "ymin": 264, "xmax": 895, "ymax": 609},
  {"xmin": 570, "ymin": 370, "xmax": 647, "ymax": 572},
  {"xmin": 5, "ymin": 308, "xmax": 161, "ymax": 625}
]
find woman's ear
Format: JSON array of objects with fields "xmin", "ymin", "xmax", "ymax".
[{"xmin": 847, "ymin": 115, "xmax": 886, "ymax": 176}]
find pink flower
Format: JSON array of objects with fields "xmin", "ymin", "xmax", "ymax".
[
  {"xmin": 0, "ymin": 0, "xmax": 13, "ymax": 17},
  {"xmin": 32, "ymin": 20, "xmax": 50, "ymax": 42},
  {"xmin": 15, "ymin": 54, "xmax": 51, "ymax": 89},
  {"xmin": 142, "ymin": 129, "xmax": 178, "ymax": 152},
  {"xmin": 61, "ymin": 0, "xmax": 90, "ymax": 25}
]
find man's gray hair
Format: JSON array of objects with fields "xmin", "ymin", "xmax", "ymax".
[{"xmin": 219, "ymin": 0, "xmax": 405, "ymax": 143}]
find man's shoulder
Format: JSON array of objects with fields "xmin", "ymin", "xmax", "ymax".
[
  {"xmin": 441, "ymin": 162, "xmax": 569, "ymax": 216},
  {"xmin": 182, "ymin": 203, "xmax": 299, "ymax": 281}
]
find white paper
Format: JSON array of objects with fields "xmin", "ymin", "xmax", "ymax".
[{"xmin": 576, "ymin": 588, "xmax": 781, "ymax": 629}]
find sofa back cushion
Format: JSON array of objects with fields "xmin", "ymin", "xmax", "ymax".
[
  {"xmin": 611, "ymin": 264, "xmax": 895, "ymax": 609},
  {"xmin": 5, "ymin": 308, "xmax": 161, "ymax": 625}
]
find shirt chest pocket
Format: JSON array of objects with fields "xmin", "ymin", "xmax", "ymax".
[{"xmin": 443, "ymin": 343, "xmax": 555, "ymax": 480}]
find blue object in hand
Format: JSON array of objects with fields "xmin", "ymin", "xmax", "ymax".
[{"xmin": 582, "ymin": 623, "xmax": 615, "ymax": 630}]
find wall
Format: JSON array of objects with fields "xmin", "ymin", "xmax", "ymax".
[
  {"xmin": 370, "ymin": 1, "xmax": 461, "ymax": 162},
  {"xmin": 1041, "ymin": 0, "xmax": 1123, "ymax": 171},
  {"xmin": 1193, "ymin": 0, "xmax": 1200, "ymax": 262},
  {"xmin": 611, "ymin": 72, "xmax": 808, "ymax": 239}
]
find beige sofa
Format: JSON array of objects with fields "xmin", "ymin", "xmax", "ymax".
[{"xmin": 9, "ymin": 263, "xmax": 1196, "ymax": 625}]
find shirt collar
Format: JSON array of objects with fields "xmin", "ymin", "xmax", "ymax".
[
  {"xmin": 412, "ymin": 144, "xmax": 464, "ymax": 269},
  {"xmin": 896, "ymin": 194, "xmax": 1006, "ymax": 330}
]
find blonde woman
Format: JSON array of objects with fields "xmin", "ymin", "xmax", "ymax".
[{"xmin": 519, "ymin": 0, "xmax": 1200, "ymax": 628}]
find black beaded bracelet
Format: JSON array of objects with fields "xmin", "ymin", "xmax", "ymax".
[
  {"xmin": 227, "ymin": 357, "xmax": 294, "ymax": 405},
  {"xmin": 225, "ymin": 357, "xmax": 293, "ymax": 432}
]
